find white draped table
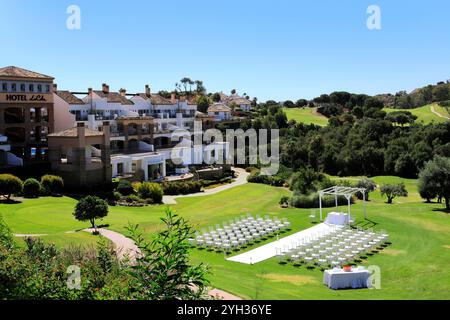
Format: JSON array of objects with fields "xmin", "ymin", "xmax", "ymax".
[
  {"xmin": 323, "ymin": 268, "xmax": 371, "ymax": 290},
  {"xmin": 325, "ymin": 212, "xmax": 350, "ymax": 226}
]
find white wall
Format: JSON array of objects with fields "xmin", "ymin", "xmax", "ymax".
[{"xmin": 53, "ymin": 93, "xmax": 77, "ymax": 132}]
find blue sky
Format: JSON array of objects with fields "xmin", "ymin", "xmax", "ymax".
[{"xmin": 1, "ymin": 0, "xmax": 449, "ymax": 101}]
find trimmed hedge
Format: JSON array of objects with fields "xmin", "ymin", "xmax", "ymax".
[
  {"xmin": 0, "ymin": 174, "xmax": 23, "ymax": 200},
  {"xmin": 23, "ymin": 178, "xmax": 41, "ymax": 198},
  {"xmin": 135, "ymin": 182, "xmax": 164, "ymax": 204},
  {"xmin": 247, "ymin": 172, "xmax": 285, "ymax": 187},
  {"xmin": 40, "ymin": 175, "xmax": 64, "ymax": 195},
  {"xmin": 201, "ymin": 177, "xmax": 233, "ymax": 188},
  {"xmin": 162, "ymin": 181, "xmax": 202, "ymax": 195}
]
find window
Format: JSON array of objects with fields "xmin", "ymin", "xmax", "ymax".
[
  {"xmin": 11, "ymin": 83, "xmax": 17, "ymax": 91},
  {"xmin": 37, "ymin": 84, "xmax": 42, "ymax": 92},
  {"xmin": 45, "ymin": 85, "xmax": 50, "ymax": 93},
  {"xmin": 1, "ymin": 83, "xmax": 7, "ymax": 92},
  {"xmin": 20, "ymin": 84, "xmax": 25, "ymax": 92},
  {"xmin": 29, "ymin": 84, "xmax": 34, "ymax": 92}
]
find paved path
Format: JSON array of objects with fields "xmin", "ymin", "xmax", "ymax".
[
  {"xmin": 227, "ymin": 223, "xmax": 338, "ymax": 265},
  {"xmin": 83, "ymin": 228, "xmax": 140, "ymax": 261},
  {"xmin": 163, "ymin": 168, "xmax": 250, "ymax": 205},
  {"xmin": 83, "ymin": 228, "xmax": 241, "ymax": 300},
  {"xmin": 15, "ymin": 233, "xmax": 48, "ymax": 237},
  {"xmin": 430, "ymin": 105, "xmax": 450, "ymax": 120}
]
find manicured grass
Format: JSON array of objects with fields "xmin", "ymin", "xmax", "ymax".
[
  {"xmin": 283, "ymin": 107, "xmax": 329, "ymax": 126},
  {"xmin": 1, "ymin": 180, "xmax": 449, "ymax": 299},
  {"xmin": 383, "ymin": 104, "xmax": 448, "ymax": 124}
]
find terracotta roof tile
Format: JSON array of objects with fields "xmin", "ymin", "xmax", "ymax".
[
  {"xmin": 56, "ymin": 91, "xmax": 85, "ymax": 105},
  {"xmin": 94, "ymin": 91, "xmax": 134, "ymax": 105},
  {"xmin": 208, "ymin": 103, "xmax": 231, "ymax": 113},
  {"xmin": 228, "ymin": 96, "xmax": 252, "ymax": 105},
  {"xmin": 0, "ymin": 66, "xmax": 54, "ymax": 80}
]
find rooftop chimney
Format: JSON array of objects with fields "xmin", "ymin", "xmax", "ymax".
[
  {"xmin": 119, "ymin": 88, "xmax": 126, "ymax": 97},
  {"xmin": 102, "ymin": 83, "xmax": 109, "ymax": 94},
  {"xmin": 145, "ymin": 84, "xmax": 151, "ymax": 97},
  {"xmin": 52, "ymin": 83, "xmax": 58, "ymax": 93},
  {"xmin": 77, "ymin": 122, "xmax": 86, "ymax": 147}
]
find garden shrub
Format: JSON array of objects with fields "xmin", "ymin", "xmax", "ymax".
[
  {"xmin": 22, "ymin": 178, "xmax": 41, "ymax": 198},
  {"xmin": 247, "ymin": 172, "xmax": 285, "ymax": 187},
  {"xmin": 279, "ymin": 196, "xmax": 290, "ymax": 206},
  {"xmin": 0, "ymin": 174, "xmax": 23, "ymax": 200},
  {"xmin": 124, "ymin": 194, "xmax": 142, "ymax": 203},
  {"xmin": 117, "ymin": 179, "xmax": 134, "ymax": 196},
  {"xmin": 163, "ymin": 181, "xmax": 202, "ymax": 195},
  {"xmin": 136, "ymin": 182, "xmax": 163, "ymax": 203},
  {"xmin": 245, "ymin": 166, "xmax": 259, "ymax": 173},
  {"xmin": 201, "ymin": 177, "xmax": 233, "ymax": 188},
  {"xmin": 40, "ymin": 175, "xmax": 64, "ymax": 195},
  {"xmin": 113, "ymin": 191, "xmax": 122, "ymax": 201}
]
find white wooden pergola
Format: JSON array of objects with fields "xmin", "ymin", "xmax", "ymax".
[{"xmin": 318, "ymin": 186, "xmax": 367, "ymax": 222}]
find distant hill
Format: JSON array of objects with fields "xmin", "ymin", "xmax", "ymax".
[{"xmin": 375, "ymin": 81, "xmax": 450, "ymax": 109}]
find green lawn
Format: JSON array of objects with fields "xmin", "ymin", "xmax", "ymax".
[
  {"xmin": 1, "ymin": 181, "xmax": 449, "ymax": 299},
  {"xmin": 383, "ymin": 104, "xmax": 449, "ymax": 124},
  {"xmin": 283, "ymin": 107, "xmax": 329, "ymax": 126}
]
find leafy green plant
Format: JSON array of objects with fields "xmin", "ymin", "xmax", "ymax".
[{"xmin": 126, "ymin": 208, "xmax": 210, "ymax": 300}]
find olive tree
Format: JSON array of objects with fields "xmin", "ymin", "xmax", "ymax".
[
  {"xmin": 380, "ymin": 183, "xmax": 408, "ymax": 204},
  {"xmin": 418, "ymin": 156, "xmax": 450, "ymax": 210}
]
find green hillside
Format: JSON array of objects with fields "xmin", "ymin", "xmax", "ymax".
[{"xmin": 283, "ymin": 107, "xmax": 329, "ymax": 126}]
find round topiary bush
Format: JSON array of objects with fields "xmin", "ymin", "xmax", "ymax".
[
  {"xmin": 0, "ymin": 174, "xmax": 23, "ymax": 200},
  {"xmin": 40, "ymin": 175, "xmax": 64, "ymax": 195},
  {"xmin": 23, "ymin": 178, "xmax": 41, "ymax": 198}
]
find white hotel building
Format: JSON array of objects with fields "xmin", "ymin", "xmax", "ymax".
[{"xmin": 53, "ymin": 83, "xmax": 228, "ymax": 181}]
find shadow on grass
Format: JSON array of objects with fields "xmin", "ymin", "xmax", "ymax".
[
  {"xmin": 74, "ymin": 224, "xmax": 110, "ymax": 232},
  {"xmin": 432, "ymin": 208, "xmax": 450, "ymax": 214},
  {"xmin": 0, "ymin": 199, "xmax": 22, "ymax": 204},
  {"xmin": 352, "ymin": 219, "xmax": 378, "ymax": 230}
]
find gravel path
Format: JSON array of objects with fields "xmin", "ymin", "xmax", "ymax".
[
  {"xmin": 83, "ymin": 228, "xmax": 140, "ymax": 261},
  {"xmin": 163, "ymin": 167, "xmax": 249, "ymax": 205},
  {"xmin": 83, "ymin": 228, "xmax": 242, "ymax": 300},
  {"xmin": 430, "ymin": 105, "xmax": 450, "ymax": 120}
]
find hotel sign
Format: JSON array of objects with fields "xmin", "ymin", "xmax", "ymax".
[{"xmin": 0, "ymin": 93, "xmax": 54, "ymax": 104}]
